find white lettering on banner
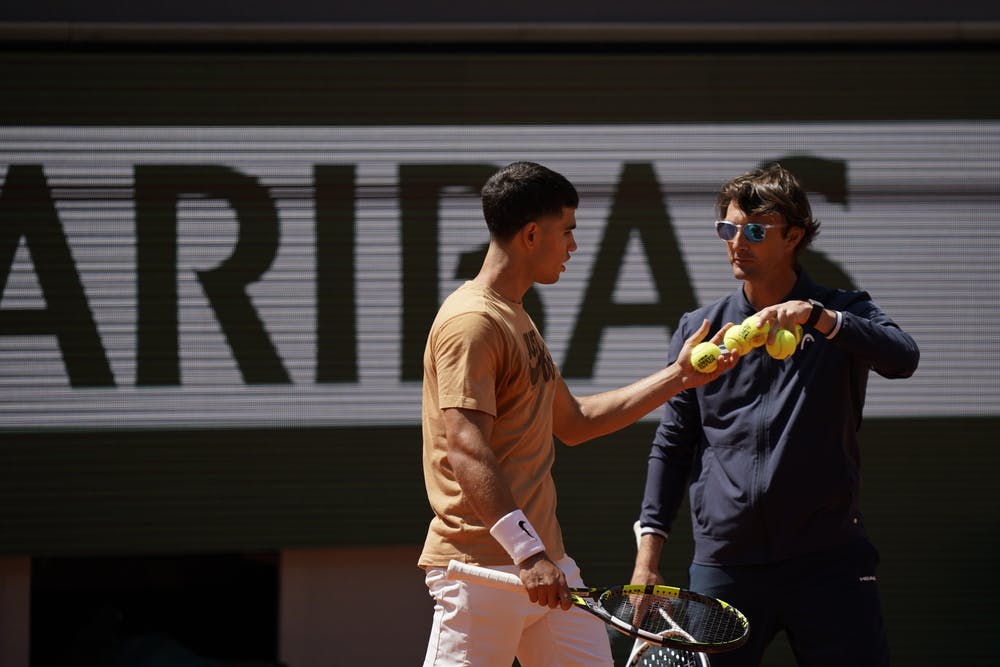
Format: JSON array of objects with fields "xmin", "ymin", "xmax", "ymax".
[{"xmin": 0, "ymin": 123, "xmax": 998, "ymax": 428}]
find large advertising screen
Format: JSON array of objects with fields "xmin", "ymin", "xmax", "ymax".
[{"xmin": 4, "ymin": 122, "xmax": 997, "ymax": 432}]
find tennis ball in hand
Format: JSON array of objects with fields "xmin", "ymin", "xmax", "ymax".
[
  {"xmin": 766, "ymin": 328, "xmax": 798, "ymax": 360},
  {"xmin": 741, "ymin": 316, "xmax": 771, "ymax": 348},
  {"xmin": 723, "ymin": 324, "xmax": 752, "ymax": 356},
  {"xmin": 690, "ymin": 341, "xmax": 722, "ymax": 373}
]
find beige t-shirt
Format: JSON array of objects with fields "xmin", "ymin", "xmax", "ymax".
[{"xmin": 418, "ymin": 282, "xmax": 566, "ymax": 568}]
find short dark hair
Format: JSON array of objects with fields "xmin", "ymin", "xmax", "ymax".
[
  {"xmin": 717, "ymin": 163, "xmax": 820, "ymax": 256},
  {"xmin": 481, "ymin": 162, "xmax": 579, "ymax": 240}
]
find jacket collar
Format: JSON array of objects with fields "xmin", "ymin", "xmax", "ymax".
[{"xmin": 734, "ymin": 269, "xmax": 820, "ymax": 315}]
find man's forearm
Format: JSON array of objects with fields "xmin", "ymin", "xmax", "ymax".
[{"xmin": 632, "ymin": 532, "xmax": 667, "ymax": 585}]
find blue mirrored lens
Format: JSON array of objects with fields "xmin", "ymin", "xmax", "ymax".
[{"xmin": 745, "ymin": 224, "xmax": 767, "ymax": 242}]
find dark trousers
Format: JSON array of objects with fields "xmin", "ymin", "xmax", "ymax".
[{"xmin": 688, "ymin": 539, "xmax": 890, "ymax": 667}]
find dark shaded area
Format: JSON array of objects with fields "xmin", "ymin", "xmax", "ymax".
[{"xmin": 31, "ymin": 554, "xmax": 281, "ymax": 667}]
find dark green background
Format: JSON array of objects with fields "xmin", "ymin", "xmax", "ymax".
[
  {"xmin": 2, "ymin": 45, "xmax": 999, "ymax": 126},
  {"xmin": 2, "ymin": 44, "xmax": 998, "ymax": 665}
]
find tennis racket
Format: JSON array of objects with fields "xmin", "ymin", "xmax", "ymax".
[
  {"xmin": 627, "ymin": 639, "xmax": 711, "ymax": 667},
  {"xmin": 445, "ymin": 560, "xmax": 749, "ymax": 653}
]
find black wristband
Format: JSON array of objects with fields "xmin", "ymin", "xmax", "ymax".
[{"xmin": 804, "ymin": 299, "xmax": 824, "ymax": 330}]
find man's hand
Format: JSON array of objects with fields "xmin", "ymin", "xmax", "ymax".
[
  {"xmin": 630, "ymin": 564, "xmax": 664, "ymax": 588},
  {"xmin": 675, "ymin": 319, "xmax": 740, "ymax": 390},
  {"xmin": 755, "ymin": 300, "xmax": 830, "ymax": 343},
  {"xmin": 518, "ymin": 552, "xmax": 573, "ymax": 610}
]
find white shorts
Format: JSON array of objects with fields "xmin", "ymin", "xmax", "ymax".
[{"xmin": 422, "ymin": 555, "xmax": 614, "ymax": 667}]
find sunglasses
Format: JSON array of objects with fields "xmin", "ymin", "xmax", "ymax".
[{"xmin": 715, "ymin": 220, "xmax": 787, "ymax": 243}]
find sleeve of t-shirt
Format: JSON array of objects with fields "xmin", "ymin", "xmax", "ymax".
[{"xmin": 432, "ymin": 312, "xmax": 502, "ymax": 417}]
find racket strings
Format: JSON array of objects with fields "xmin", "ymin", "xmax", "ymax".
[
  {"xmin": 600, "ymin": 592, "xmax": 742, "ymax": 646},
  {"xmin": 631, "ymin": 645, "xmax": 709, "ymax": 667}
]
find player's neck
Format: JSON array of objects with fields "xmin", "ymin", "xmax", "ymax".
[
  {"xmin": 473, "ymin": 246, "xmax": 528, "ymax": 304},
  {"xmin": 742, "ymin": 267, "xmax": 798, "ymax": 310}
]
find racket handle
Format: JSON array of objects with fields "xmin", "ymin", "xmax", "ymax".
[{"xmin": 446, "ymin": 560, "xmax": 524, "ymax": 591}]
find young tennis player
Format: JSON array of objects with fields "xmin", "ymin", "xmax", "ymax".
[{"xmin": 418, "ymin": 161, "xmax": 739, "ymax": 667}]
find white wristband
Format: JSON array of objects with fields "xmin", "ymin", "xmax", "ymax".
[
  {"xmin": 490, "ymin": 510, "xmax": 545, "ymax": 564},
  {"xmin": 826, "ymin": 311, "xmax": 844, "ymax": 339}
]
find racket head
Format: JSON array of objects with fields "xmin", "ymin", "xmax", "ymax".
[{"xmin": 592, "ymin": 584, "xmax": 749, "ymax": 653}]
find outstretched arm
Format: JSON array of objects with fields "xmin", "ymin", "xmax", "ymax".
[
  {"xmin": 552, "ymin": 319, "xmax": 738, "ymax": 446},
  {"xmin": 754, "ymin": 298, "xmax": 919, "ymax": 378}
]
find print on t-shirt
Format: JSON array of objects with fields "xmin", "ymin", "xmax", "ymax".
[{"xmin": 523, "ymin": 330, "xmax": 555, "ymax": 385}]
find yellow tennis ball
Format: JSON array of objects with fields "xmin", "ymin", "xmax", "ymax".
[
  {"xmin": 690, "ymin": 341, "xmax": 721, "ymax": 373},
  {"xmin": 741, "ymin": 316, "xmax": 771, "ymax": 348},
  {"xmin": 723, "ymin": 325, "xmax": 752, "ymax": 356},
  {"xmin": 792, "ymin": 323, "xmax": 803, "ymax": 344},
  {"xmin": 766, "ymin": 328, "xmax": 797, "ymax": 360}
]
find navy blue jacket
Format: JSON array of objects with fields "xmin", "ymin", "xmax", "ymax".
[{"xmin": 639, "ymin": 271, "xmax": 920, "ymax": 566}]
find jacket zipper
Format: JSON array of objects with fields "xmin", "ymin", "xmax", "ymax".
[{"xmin": 751, "ymin": 357, "xmax": 774, "ymax": 538}]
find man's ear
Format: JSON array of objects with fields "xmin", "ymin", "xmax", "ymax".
[
  {"xmin": 520, "ymin": 222, "xmax": 539, "ymax": 248},
  {"xmin": 785, "ymin": 225, "xmax": 804, "ymax": 251}
]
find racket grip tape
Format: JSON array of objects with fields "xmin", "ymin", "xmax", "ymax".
[{"xmin": 445, "ymin": 560, "xmax": 524, "ymax": 591}]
